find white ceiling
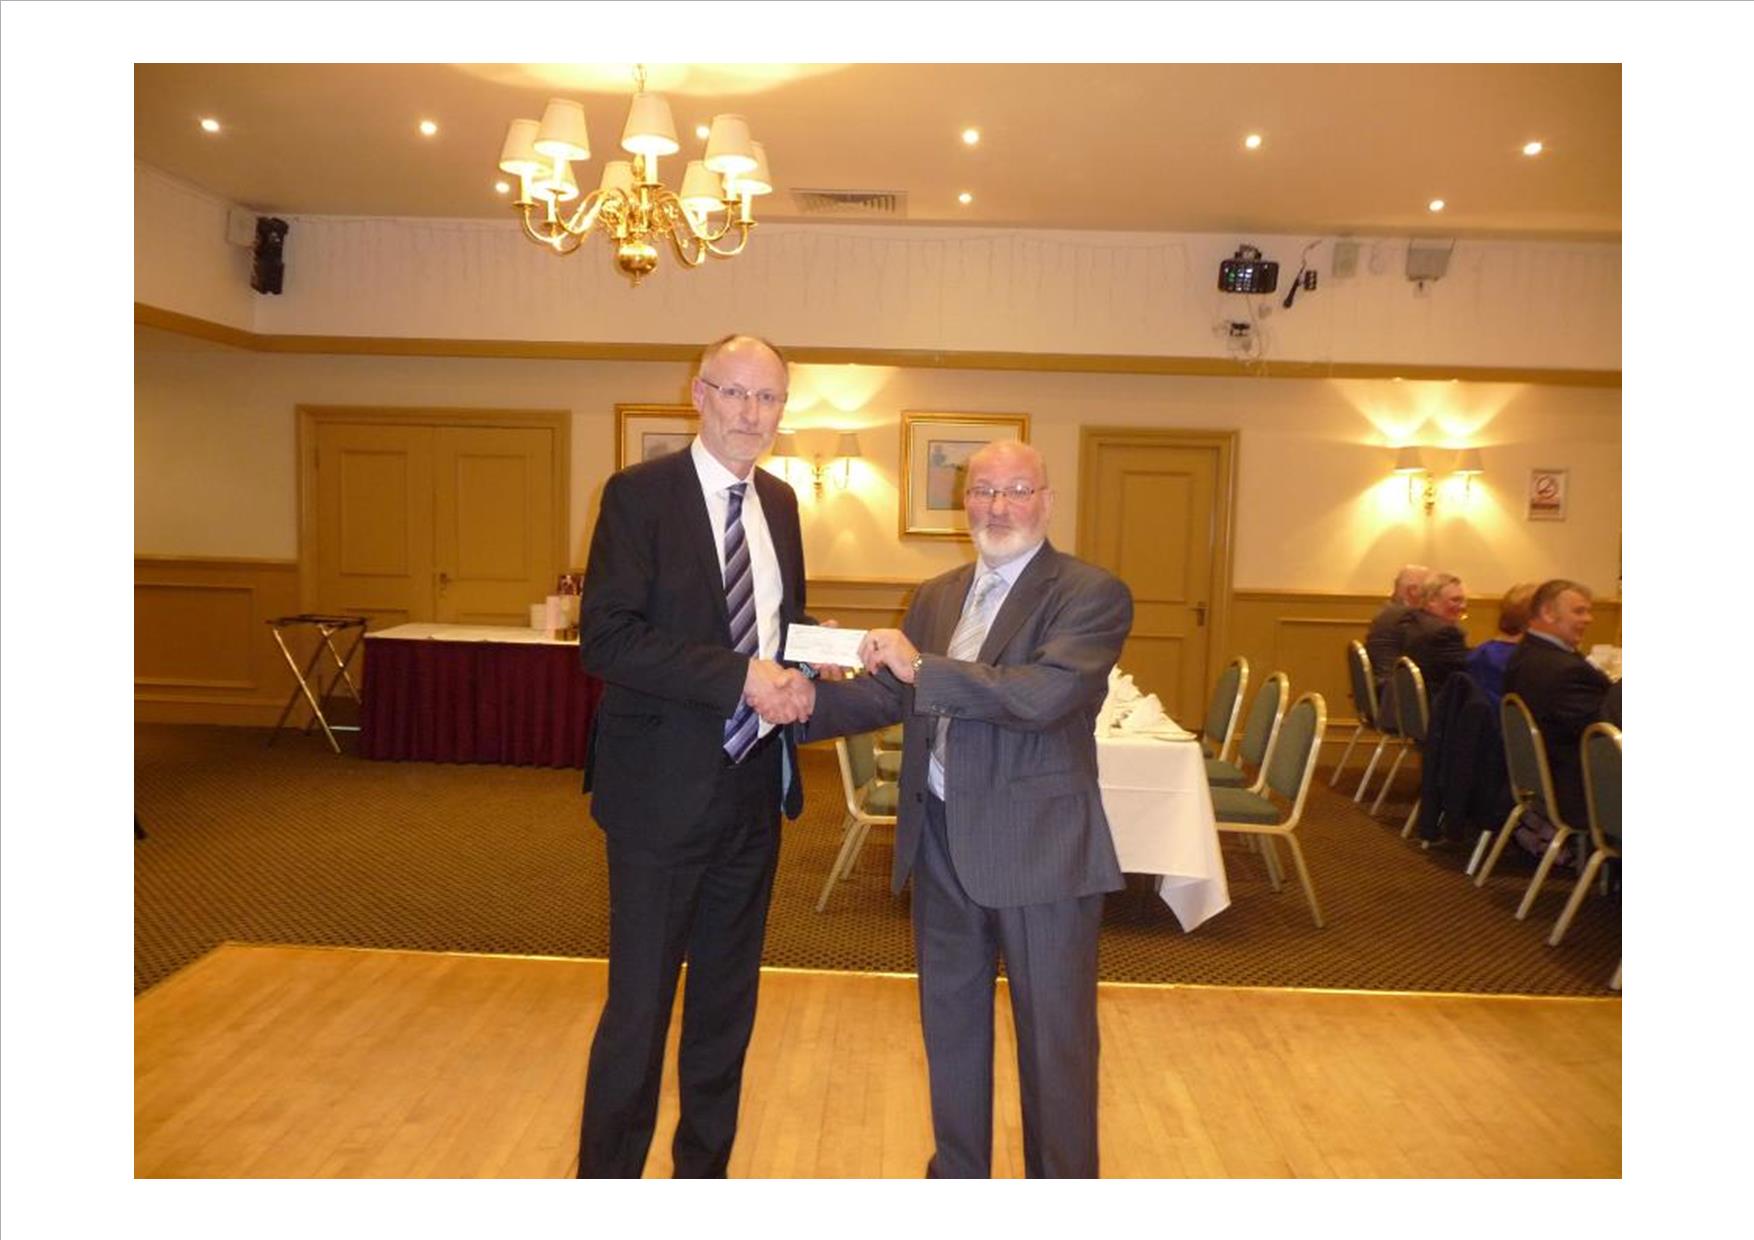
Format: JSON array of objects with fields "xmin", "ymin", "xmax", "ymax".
[{"xmin": 134, "ymin": 63, "xmax": 1621, "ymax": 241}]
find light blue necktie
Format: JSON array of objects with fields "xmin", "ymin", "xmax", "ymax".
[
  {"xmin": 931, "ymin": 569, "xmax": 1005, "ymax": 778},
  {"xmin": 721, "ymin": 482, "xmax": 762, "ymax": 762}
]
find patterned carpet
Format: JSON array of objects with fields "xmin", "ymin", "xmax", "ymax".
[{"xmin": 134, "ymin": 724, "xmax": 1621, "ymax": 997}]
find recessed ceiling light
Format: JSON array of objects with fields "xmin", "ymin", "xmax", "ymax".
[
  {"xmin": 494, "ymin": 181, "xmax": 511, "ymax": 195},
  {"xmin": 961, "ymin": 127, "xmax": 981, "ymax": 146},
  {"xmin": 419, "ymin": 120, "xmax": 439, "ymax": 137},
  {"xmin": 1244, "ymin": 133, "xmax": 1263, "ymax": 150},
  {"xmin": 199, "ymin": 117, "xmax": 221, "ymax": 134},
  {"xmin": 696, "ymin": 124, "xmax": 711, "ymax": 140},
  {"xmin": 1428, "ymin": 198, "xmax": 1446, "ymax": 213},
  {"xmin": 1522, "ymin": 140, "xmax": 1544, "ymax": 156},
  {"xmin": 958, "ymin": 192, "xmax": 973, "ymax": 205}
]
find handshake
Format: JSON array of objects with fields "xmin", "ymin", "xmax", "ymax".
[
  {"xmin": 741, "ymin": 626, "xmax": 926, "ymax": 725},
  {"xmin": 742, "ymin": 659, "xmax": 816, "ymax": 725}
]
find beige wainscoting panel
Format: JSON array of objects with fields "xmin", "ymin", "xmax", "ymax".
[
  {"xmin": 135, "ymin": 558, "xmax": 304, "ymax": 726},
  {"xmin": 1226, "ymin": 590, "xmax": 1622, "ymax": 743},
  {"xmin": 804, "ymin": 577, "xmax": 918, "ymax": 632}
]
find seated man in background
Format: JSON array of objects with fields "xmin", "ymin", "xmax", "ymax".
[
  {"xmin": 1465, "ymin": 582, "xmax": 1536, "ymax": 706},
  {"xmin": 1365, "ymin": 564, "xmax": 1432, "ymax": 690},
  {"xmin": 1403, "ymin": 572, "xmax": 1471, "ymax": 697},
  {"xmin": 1503, "ymin": 578, "xmax": 1612, "ymax": 830}
]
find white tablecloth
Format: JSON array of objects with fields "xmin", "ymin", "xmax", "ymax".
[
  {"xmin": 1098, "ymin": 734, "xmax": 1230, "ymax": 931},
  {"xmin": 368, "ymin": 622, "xmax": 575, "ymax": 647}
]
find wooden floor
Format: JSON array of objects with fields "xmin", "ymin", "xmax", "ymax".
[{"xmin": 135, "ymin": 943, "xmax": 1620, "ymax": 1177}]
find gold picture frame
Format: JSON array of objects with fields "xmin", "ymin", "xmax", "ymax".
[
  {"xmin": 900, "ymin": 412, "xmax": 1030, "ymax": 538},
  {"xmin": 616, "ymin": 404, "xmax": 699, "ymax": 469}
]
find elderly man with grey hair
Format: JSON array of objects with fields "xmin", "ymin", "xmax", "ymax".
[
  {"xmin": 1365, "ymin": 564, "xmax": 1432, "ymax": 689},
  {"xmin": 1402, "ymin": 572, "xmax": 1472, "ymax": 697}
]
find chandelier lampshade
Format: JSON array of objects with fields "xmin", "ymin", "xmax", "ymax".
[
  {"xmin": 702, "ymin": 113, "xmax": 757, "ymax": 176},
  {"xmin": 534, "ymin": 98, "xmax": 591, "ymax": 162},
  {"xmin": 620, "ymin": 91, "xmax": 680, "ymax": 157}
]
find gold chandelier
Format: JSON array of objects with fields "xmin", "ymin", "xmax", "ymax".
[{"xmin": 497, "ymin": 66, "xmax": 772, "ymax": 285}]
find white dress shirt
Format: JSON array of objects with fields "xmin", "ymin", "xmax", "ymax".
[{"xmin": 691, "ymin": 438, "xmax": 784, "ymax": 739}]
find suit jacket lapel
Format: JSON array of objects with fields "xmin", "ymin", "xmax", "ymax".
[
  {"xmin": 979, "ymin": 542, "xmax": 1060, "ymax": 662},
  {"xmin": 751, "ymin": 468, "xmax": 801, "ymax": 614}
]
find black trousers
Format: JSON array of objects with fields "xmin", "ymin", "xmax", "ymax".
[{"xmin": 576, "ymin": 736, "xmax": 782, "ymax": 1178}]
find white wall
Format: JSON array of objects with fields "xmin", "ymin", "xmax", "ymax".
[
  {"xmin": 134, "ymin": 165, "xmax": 256, "ymax": 331},
  {"xmin": 135, "ymin": 162, "xmax": 1622, "ymax": 371},
  {"xmin": 136, "ymin": 326, "xmax": 1622, "ymax": 597}
]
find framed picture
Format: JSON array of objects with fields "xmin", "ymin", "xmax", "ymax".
[
  {"xmin": 1527, "ymin": 467, "xmax": 1568, "ymax": 521},
  {"xmin": 616, "ymin": 404, "xmax": 699, "ymax": 469},
  {"xmin": 900, "ymin": 412, "xmax": 1030, "ymax": 538}
]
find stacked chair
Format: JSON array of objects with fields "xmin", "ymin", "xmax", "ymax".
[
  {"xmin": 1210, "ymin": 692, "xmax": 1330, "ymax": 927},
  {"xmin": 815, "ymin": 730, "xmax": 899, "ymax": 913}
]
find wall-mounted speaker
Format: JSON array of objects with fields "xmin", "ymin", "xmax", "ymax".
[{"xmin": 251, "ymin": 217, "xmax": 289, "ymax": 295}]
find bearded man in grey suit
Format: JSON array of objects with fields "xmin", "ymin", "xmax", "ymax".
[{"xmin": 784, "ymin": 439, "xmax": 1133, "ymax": 1178}]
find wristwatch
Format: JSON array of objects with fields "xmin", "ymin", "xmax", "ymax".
[{"xmin": 911, "ymin": 653, "xmax": 925, "ymax": 677}]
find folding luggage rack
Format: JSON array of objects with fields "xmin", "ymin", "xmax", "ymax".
[{"xmin": 266, "ymin": 614, "xmax": 368, "ymax": 753}]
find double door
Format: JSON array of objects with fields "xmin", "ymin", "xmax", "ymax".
[{"xmin": 305, "ymin": 411, "xmax": 567, "ymax": 629}]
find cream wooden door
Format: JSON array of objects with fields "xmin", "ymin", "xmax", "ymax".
[
  {"xmin": 1078, "ymin": 431, "xmax": 1236, "ymax": 729},
  {"xmin": 433, "ymin": 425, "xmax": 559, "ymax": 625},
  {"xmin": 313, "ymin": 421, "xmax": 435, "ymax": 629},
  {"xmin": 308, "ymin": 413, "xmax": 564, "ymax": 629}
]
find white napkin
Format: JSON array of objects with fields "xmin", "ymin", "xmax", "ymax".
[{"xmin": 1118, "ymin": 693, "xmax": 1168, "ymax": 732}]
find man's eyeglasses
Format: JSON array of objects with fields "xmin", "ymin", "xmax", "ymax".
[
  {"xmin": 700, "ymin": 377, "xmax": 786, "ymax": 411},
  {"xmin": 965, "ymin": 484, "xmax": 1041, "ymax": 504}
]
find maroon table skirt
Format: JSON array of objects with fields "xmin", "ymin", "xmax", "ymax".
[{"xmin": 359, "ymin": 636, "xmax": 603, "ymax": 767}]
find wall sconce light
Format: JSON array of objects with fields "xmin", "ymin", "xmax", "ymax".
[
  {"xmin": 1390, "ymin": 445, "xmax": 1485, "ymax": 515},
  {"xmin": 770, "ymin": 429, "xmax": 861, "ymax": 497},
  {"xmin": 1453, "ymin": 447, "xmax": 1484, "ymax": 500},
  {"xmin": 1392, "ymin": 445, "xmax": 1436, "ymax": 514}
]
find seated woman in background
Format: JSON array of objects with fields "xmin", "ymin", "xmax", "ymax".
[{"xmin": 1465, "ymin": 582, "xmax": 1536, "ymax": 705}]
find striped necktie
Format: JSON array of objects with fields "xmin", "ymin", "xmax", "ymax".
[
  {"xmin": 721, "ymin": 482, "xmax": 762, "ymax": 762},
  {"xmin": 932, "ymin": 568, "xmax": 1005, "ymax": 776}
]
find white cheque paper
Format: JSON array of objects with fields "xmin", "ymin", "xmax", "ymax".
[{"xmin": 783, "ymin": 624, "xmax": 869, "ymax": 667}]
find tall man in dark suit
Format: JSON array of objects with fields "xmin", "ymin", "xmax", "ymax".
[
  {"xmin": 1403, "ymin": 572, "xmax": 1472, "ymax": 697},
  {"xmin": 1365, "ymin": 564, "xmax": 1432, "ymax": 689},
  {"xmin": 575, "ymin": 334, "xmax": 814, "ymax": 1178},
  {"xmin": 785, "ymin": 440, "xmax": 1133, "ymax": 1178},
  {"xmin": 1504, "ymin": 579, "xmax": 1612, "ymax": 828}
]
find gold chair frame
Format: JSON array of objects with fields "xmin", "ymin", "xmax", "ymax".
[
  {"xmin": 1471, "ymin": 694, "xmax": 1585, "ymax": 923},
  {"xmin": 1202, "ymin": 656, "xmax": 1249, "ymax": 764},
  {"xmin": 1549, "ymin": 721, "xmax": 1621, "ymax": 947},
  {"xmin": 1212, "ymin": 671, "xmax": 1289, "ymax": 796},
  {"xmin": 1332, "ymin": 640, "xmax": 1392, "ymax": 799},
  {"xmin": 1215, "ymin": 692, "xmax": 1329, "ymax": 928},
  {"xmin": 815, "ymin": 733, "xmax": 899, "ymax": 913},
  {"xmin": 1369, "ymin": 657, "xmax": 1428, "ymax": 830}
]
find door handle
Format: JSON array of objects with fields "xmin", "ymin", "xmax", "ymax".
[
  {"xmin": 1193, "ymin": 601, "xmax": 1207, "ymax": 626},
  {"xmin": 437, "ymin": 570, "xmax": 451, "ymax": 595}
]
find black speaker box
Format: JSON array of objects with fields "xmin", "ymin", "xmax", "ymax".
[{"xmin": 251, "ymin": 217, "xmax": 289, "ymax": 295}]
